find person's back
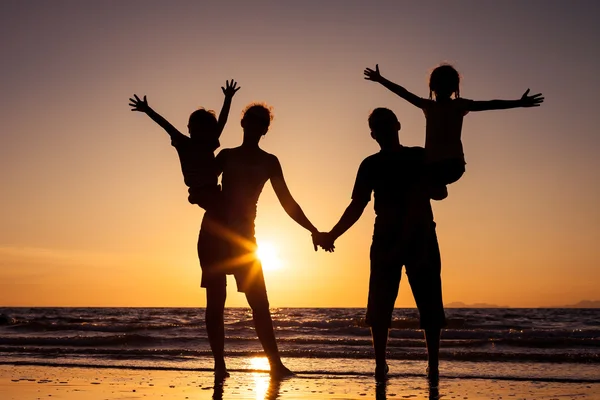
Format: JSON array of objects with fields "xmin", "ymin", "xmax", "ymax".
[
  {"xmin": 199, "ymin": 102, "xmax": 319, "ymax": 379},
  {"xmin": 218, "ymin": 146, "xmax": 275, "ymax": 228}
]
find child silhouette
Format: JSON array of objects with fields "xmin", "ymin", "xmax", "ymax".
[
  {"xmin": 364, "ymin": 64, "xmax": 544, "ymax": 199},
  {"xmin": 129, "ymin": 79, "xmax": 240, "ymax": 210}
]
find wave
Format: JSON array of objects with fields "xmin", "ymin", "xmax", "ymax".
[
  {"xmin": 1, "ymin": 333, "xmax": 598, "ymax": 349},
  {"xmin": 1, "ymin": 345, "xmax": 598, "ymax": 363},
  {"xmin": 1, "ymin": 360, "xmax": 598, "ymax": 384}
]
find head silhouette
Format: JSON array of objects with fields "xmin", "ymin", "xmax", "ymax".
[
  {"xmin": 188, "ymin": 108, "xmax": 218, "ymax": 141},
  {"xmin": 241, "ymin": 103, "xmax": 273, "ymax": 139},
  {"xmin": 429, "ymin": 64, "xmax": 460, "ymax": 100},
  {"xmin": 368, "ymin": 108, "xmax": 401, "ymax": 148}
]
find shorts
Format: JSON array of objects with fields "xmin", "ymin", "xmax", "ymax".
[
  {"xmin": 365, "ymin": 221, "xmax": 446, "ymax": 330},
  {"xmin": 427, "ymin": 159, "xmax": 465, "ymax": 186},
  {"xmin": 197, "ymin": 213, "xmax": 266, "ymax": 294}
]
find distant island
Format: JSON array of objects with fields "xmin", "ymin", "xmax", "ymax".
[
  {"xmin": 445, "ymin": 302, "xmax": 509, "ymax": 308},
  {"xmin": 444, "ymin": 300, "xmax": 600, "ymax": 308},
  {"xmin": 550, "ymin": 300, "xmax": 600, "ymax": 308}
]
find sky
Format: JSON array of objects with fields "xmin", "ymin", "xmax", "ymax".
[{"xmin": 0, "ymin": 0, "xmax": 599, "ymax": 308}]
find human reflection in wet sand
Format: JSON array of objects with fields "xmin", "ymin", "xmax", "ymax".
[
  {"xmin": 264, "ymin": 377, "xmax": 283, "ymax": 400},
  {"xmin": 211, "ymin": 376, "xmax": 226, "ymax": 400},
  {"xmin": 211, "ymin": 374, "xmax": 282, "ymax": 400},
  {"xmin": 374, "ymin": 379, "xmax": 441, "ymax": 400}
]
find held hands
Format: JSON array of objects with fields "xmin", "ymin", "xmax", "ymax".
[
  {"xmin": 364, "ymin": 64, "xmax": 383, "ymax": 83},
  {"xmin": 222, "ymin": 79, "xmax": 241, "ymax": 98},
  {"xmin": 312, "ymin": 232, "xmax": 335, "ymax": 253},
  {"xmin": 519, "ymin": 89, "xmax": 544, "ymax": 107},
  {"xmin": 129, "ymin": 94, "xmax": 150, "ymax": 113}
]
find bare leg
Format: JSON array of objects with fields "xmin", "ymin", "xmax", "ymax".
[
  {"xmin": 206, "ymin": 286, "xmax": 228, "ymax": 379},
  {"xmin": 424, "ymin": 328, "xmax": 441, "ymax": 381},
  {"xmin": 245, "ymin": 287, "xmax": 293, "ymax": 378},
  {"xmin": 371, "ymin": 324, "xmax": 390, "ymax": 381}
]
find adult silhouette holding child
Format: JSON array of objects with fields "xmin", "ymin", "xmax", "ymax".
[
  {"xmin": 313, "ymin": 108, "xmax": 445, "ymax": 382},
  {"xmin": 201, "ymin": 101, "xmax": 323, "ymax": 379},
  {"xmin": 131, "ymin": 83, "xmax": 323, "ymax": 379}
]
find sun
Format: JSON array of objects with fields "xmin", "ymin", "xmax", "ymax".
[{"xmin": 255, "ymin": 241, "xmax": 282, "ymax": 271}]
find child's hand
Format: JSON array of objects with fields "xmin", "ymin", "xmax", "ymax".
[
  {"xmin": 519, "ymin": 89, "xmax": 544, "ymax": 107},
  {"xmin": 129, "ymin": 94, "xmax": 150, "ymax": 113},
  {"xmin": 364, "ymin": 64, "xmax": 383, "ymax": 82},
  {"xmin": 222, "ymin": 79, "xmax": 241, "ymax": 98}
]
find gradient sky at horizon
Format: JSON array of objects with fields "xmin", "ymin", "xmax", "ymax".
[{"xmin": 1, "ymin": 0, "xmax": 599, "ymax": 307}]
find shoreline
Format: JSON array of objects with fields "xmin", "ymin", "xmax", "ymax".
[
  {"xmin": 1, "ymin": 360, "xmax": 599, "ymax": 384},
  {"xmin": 3, "ymin": 363, "xmax": 600, "ymax": 400}
]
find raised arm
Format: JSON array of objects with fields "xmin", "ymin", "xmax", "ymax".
[
  {"xmin": 216, "ymin": 79, "xmax": 241, "ymax": 137},
  {"xmin": 129, "ymin": 94, "xmax": 185, "ymax": 141},
  {"xmin": 466, "ymin": 89, "xmax": 544, "ymax": 112},
  {"xmin": 364, "ymin": 64, "xmax": 426, "ymax": 109},
  {"xmin": 269, "ymin": 156, "xmax": 318, "ymax": 239}
]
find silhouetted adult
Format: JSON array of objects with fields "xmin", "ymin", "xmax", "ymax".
[
  {"xmin": 315, "ymin": 108, "xmax": 446, "ymax": 382},
  {"xmin": 200, "ymin": 103, "xmax": 319, "ymax": 379}
]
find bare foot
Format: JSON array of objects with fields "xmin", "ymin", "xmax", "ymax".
[
  {"xmin": 374, "ymin": 363, "xmax": 389, "ymax": 382},
  {"xmin": 214, "ymin": 364, "xmax": 230, "ymax": 381},
  {"xmin": 270, "ymin": 364, "xmax": 294, "ymax": 379}
]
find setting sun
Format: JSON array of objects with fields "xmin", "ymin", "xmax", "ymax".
[{"xmin": 256, "ymin": 241, "xmax": 282, "ymax": 271}]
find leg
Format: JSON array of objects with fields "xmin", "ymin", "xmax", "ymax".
[
  {"xmin": 366, "ymin": 237, "xmax": 402, "ymax": 381},
  {"xmin": 405, "ymin": 222, "xmax": 445, "ymax": 380},
  {"xmin": 198, "ymin": 215, "xmax": 229, "ymax": 379},
  {"xmin": 205, "ymin": 284, "xmax": 228, "ymax": 378},
  {"xmin": 427, "ymin": 159, "xmax": 465, "ymax": 201},
  {"xmin": 371, "ymin": 324, "xmax": 390, "ymax": 381},
  {"xmin": 242, "ymin": 265, "xmax": 293, "ymax": 378},
  {"xmin": 424, "ymin": 328, "xmax": 441, "ymax": 380}
]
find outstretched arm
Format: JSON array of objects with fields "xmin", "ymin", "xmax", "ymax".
[
  {"xmin": 269, "ymin": 157, "xmax": 319, "ymax": 241},
  {"xmin": 129, "ymin": 94, "xmax": 185, "ymax": 140},
  {"xmin": 216, "ymin": 79, "xmax": 241, "ymax": 137},
  {"xmin": 364, "ymin": 64, "xmax": 426, "ymax": 109},
  {"xmin": 466, "ymin": 89, "xmax": 544, "ymax": 112}
]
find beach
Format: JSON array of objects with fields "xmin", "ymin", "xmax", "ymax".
[
  {"xmin": 3, "ymin": 364, "xmax": 600, "ymax": 400},
  {"xmin": 1, "ymin": 307, "xmax": 598, "ymax": 399}
]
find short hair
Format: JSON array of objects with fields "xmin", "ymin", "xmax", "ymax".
[
  {"xmin": 188, "ymin": 108, "xmax": 217, "ymax": 131},
  {"xmin": 241, "ymin": 102, "xmax": 274, "ymax": 129},
  {"xmin": 368, "ymin": 107, "xmax": 398, "ymax": 131},
  {"xmin": 429, "ymin": 63, "xmax": 461, "ymax": 99}
]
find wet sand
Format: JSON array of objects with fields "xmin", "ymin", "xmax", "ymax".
[{"xmin": 2, "ymin": 364, "xmax": 599, "ymax": 399}]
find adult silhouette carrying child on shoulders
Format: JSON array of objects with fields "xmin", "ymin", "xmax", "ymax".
[
  {"xmin": 364, "ymin": 64, "xmax": 544, "ymax": 200},
  {"xmin": 314, "ymin": 108, "xmax": 445, "ymax": 383}
]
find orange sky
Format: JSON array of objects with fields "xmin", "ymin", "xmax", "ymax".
[{"xmin": 1, "ymin": 1, "xmax": 598, "ymax": 307}]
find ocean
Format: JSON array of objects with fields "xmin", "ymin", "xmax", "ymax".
[{"xmin": 0, "ymin": 307, "xmax": 598, "ymax": 383}]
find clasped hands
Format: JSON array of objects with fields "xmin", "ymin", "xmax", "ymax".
[{"xmin": 312, "ymin": 232, "xmax": 336, "ymax": 253}]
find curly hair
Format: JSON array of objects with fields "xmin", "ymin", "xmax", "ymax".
[{"xmin": 241, "ymin": 102, "xmax": 274, "ymax": 129}]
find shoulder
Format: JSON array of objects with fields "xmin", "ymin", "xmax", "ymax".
[
  {"xmin": 454, "ymin": 97, "xmax": 474, "ymax": 113},
  {"xmin": 263, "ymin": 151, "xmax": 282, "ymax": 172},
  {"xmin": 357, "ymin": 153, "xmax": 380, "ymax": 173},
  {"xmin": 171, "ymin": 133, "xmax": 190, "ymax": 147},
  {"xmin": 215, "ymin": 147, "xmax": 235, "ymax": 161}
]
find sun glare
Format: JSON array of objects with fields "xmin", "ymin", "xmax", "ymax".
[
  {"xmin": 256, "ymin": 241, "xmax": 282, "ymax": 271},
  {"xmin": 249, "ymin": 357, "xmax": 270, "ymax": 400}
]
